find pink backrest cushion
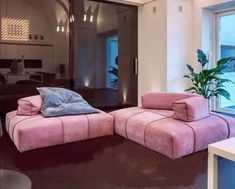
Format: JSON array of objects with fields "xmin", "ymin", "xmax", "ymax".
[
  {"xmin": 141, "ymin": 92, "xmax": 197, "ymax": 110},
  {"xmin": 17, "ymin": 95, "xmax": 43, "ymax": 116},
  {"xmin": 173, "ymin": 96, "xmax": 210, "ymax": 122}
]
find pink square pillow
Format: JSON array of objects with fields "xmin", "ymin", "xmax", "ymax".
[
  {"xmin": 173, "ymin": 96, "xmax": 210, "ymax": 122},
  {"xmin": 17, "ymin": 95, "xmax": 43, "ymax": 116}
]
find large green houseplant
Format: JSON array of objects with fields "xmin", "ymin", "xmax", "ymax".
[{"xmin": 184, "ymin": 49, "xmax": 234, "ymax": 100}]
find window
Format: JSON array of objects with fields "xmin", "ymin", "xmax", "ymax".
[
  {"xmin": 1, "ymin": 18, "xmax": 30, "ymax": 41},
  {"xmin": 216, "ymin": 11, "xmax": 235, "ymax": 113}
]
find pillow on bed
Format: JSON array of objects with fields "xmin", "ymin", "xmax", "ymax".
[
  {"xmin": 37, "ymin": 87, "xmax": 99, "ymax": 117},
  {"xmin": 173, "ymin": 96, "xmax": 210, "ymax": 122},
  {"xmin": 17, "ymin": 95, "xmax": 43, "ymax": 116}
]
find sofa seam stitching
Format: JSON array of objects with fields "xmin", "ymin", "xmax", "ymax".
[
  {"xmin": 125, "ymin": 111, "xmax": 147, "ymax": 139},
  {"xmin": 11, "ymin": 115, "xmax": 42, "ymax": 149},
  {"xmin": 85, "ymin": 115, "xmax": 90, "ymax": 139},
  {"xmin": 143, "ymin": 116, "xmax": 172, "ymax": 147},
  {"xmin": 56, "ymin": 117, "xmax": 64, "ymax": 144},
  {"xmin": 173, "ymin": 119, "xmax": 196, "ymax": 153},
  {"xmin": 210, "ymin": 113, "xmax": 231, "ymax": 138}
]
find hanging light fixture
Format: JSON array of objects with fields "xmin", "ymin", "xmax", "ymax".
[
  {"xmin": 71, "ymin": 15, "xmax": 75, "ymax": 22},
  {"xmin": 69, "ymin": 14, "xmax": 75, "ymax": 23},
  {"xmin": 90, "ymin": 15, "xmax": 93, "ymax": 22},
  {"xmin": 56, "ymin": 26, "xmax": 60, "ymax": 32},
  {"xmin": 83, "ymin": 14, "xmax": 87, "ymax": 22}
]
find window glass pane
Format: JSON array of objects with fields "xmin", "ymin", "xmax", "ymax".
[{"xmin": 219, "ymin": 13, "xmax": 235, "ymax": 110}]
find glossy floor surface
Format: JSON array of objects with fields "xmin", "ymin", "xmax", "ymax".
[{"xmin": 0, "ymin": 120, "xmax": 235, "ymax": 189}]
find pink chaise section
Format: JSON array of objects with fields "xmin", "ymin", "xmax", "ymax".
[
  {"xmin": 6, "ymin": 111, "xmax": 114, "ymax": 152},
  {"xmin": 111, "ymin": 107, "xmax": 235, "ymax": 159}
]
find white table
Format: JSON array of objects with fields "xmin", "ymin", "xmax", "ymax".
[
  {"xmin": 5, "ymin": 72, "xmax": 30, "ymax": 84},
  {"xmin": 208, "ymin": 137, "xmax": 235, "ymax": 189},
  {"xmin": 0, "ymin": 169, "xmax": 32, "ymax": 189}
]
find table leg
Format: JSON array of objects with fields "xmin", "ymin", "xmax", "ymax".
[{"xmin": 208, "ymin": 152, "xmax": 218, "ymax": 189}]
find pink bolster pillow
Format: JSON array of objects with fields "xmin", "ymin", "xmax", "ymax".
[
  {"xmin": 17, "ymin": 95, "xmax": 43, "ymax": 116},
  {"xmin": 141, "ymin": 92, "xmax": 197, "ymax": 110},
  {"xmin": 173, "ymin": 96, "xmax": 210, "ymax": 122}
]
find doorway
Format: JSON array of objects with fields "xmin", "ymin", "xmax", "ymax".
[
  {"xmin": 106, "ymin": 36, "xmax": 118, "ymax": 89},
  {"xmin": 71, "ymin": 0, "xmax": 138, "ymax": 108}
]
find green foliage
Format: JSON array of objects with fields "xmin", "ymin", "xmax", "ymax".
[
  {"xmin": 184, "ymin": 49, "xmax": 234, "ymax": 100},
  {"xmin": 108, "ymin": 56, "xmax": 118, "ymax": 83}
]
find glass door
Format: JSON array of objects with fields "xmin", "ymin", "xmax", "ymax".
[{"xmin": 216, "ymin": 11, "xmax": 235, "ymax": 114}]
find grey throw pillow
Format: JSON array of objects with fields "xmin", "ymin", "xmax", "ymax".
[{"xmin": 37, "ymin": 87, "xmax": 99, "ymax": 117}]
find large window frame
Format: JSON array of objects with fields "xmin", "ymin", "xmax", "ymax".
[{"xmin": 215, "ymin": 10, "xmax": 235, "ymax": 114}]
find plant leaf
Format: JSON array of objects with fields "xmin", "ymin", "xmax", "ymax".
[
  {"xmin": 186, "ymin": 64, "xmax": 194, "ymax": 73},
  {"xmin": 197, "ymin": 49, "xmax": 209, "ymax": 67}
]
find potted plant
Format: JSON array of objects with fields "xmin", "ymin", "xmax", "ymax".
[
  {"xmin": 184, "ymin": 49, "xmax": 234, "ymax": 100},
  {"xmin": 108, "ymin": 56, "xmax": 118, "ymax": 88}
]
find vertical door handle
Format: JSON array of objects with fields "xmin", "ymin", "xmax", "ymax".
[{"xmin": 134, "ymin": 58, "xmax": 138, "ymax": 75}]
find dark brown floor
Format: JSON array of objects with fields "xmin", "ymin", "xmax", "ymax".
[
  {"xmin": 90, "ymin": 88, "xmax": 120, "ymax": 108},
  {"xmin": 89, "ymin": 88, "xmax": 135, "ymax": 110},
  {"xmin": 0, "ymin": 119, "xmax": 235, "ymax": 189}
]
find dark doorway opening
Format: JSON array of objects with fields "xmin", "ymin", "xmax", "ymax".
[{"xmin": 70, "ymin": 0, "xmax": 138, "ymax": 109}]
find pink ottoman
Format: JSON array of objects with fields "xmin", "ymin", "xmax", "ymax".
[
  {"xmin": 111, "ymin": 107, "xmax": 235, "ymax": 159},
  {"xmin": 6, "ymin": 111, "xmax": 114, "ymax": 152}
]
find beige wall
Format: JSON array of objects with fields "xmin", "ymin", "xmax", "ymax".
[
  {"xmin": 138, "ymin": 0, "xmax": 167, "ymax": 103},
  {"xmin": 167, "ymin": 0, "xmax": 192, "ymax": 92},
  {"xmin": 137, "ymin": 0, "xmax": 232, "ymax": 105},
  {"xmin": 97, "ymin": 4, "xmax": 118, "ymax": 33}
]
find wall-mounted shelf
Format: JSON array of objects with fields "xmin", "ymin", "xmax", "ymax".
[{"xmin": 0, "ymin": 42, "xmax": 53, "ymax": 47}]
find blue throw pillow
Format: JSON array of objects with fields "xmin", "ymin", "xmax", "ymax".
[{"xmin": 37, "ymin": 87, "xmax": 100, "ymax": 117}]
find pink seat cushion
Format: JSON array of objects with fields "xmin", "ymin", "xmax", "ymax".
[
  {"xmin": 173, "ymin": 97, "xmax": 210, "ymax": 122},
  {"xmin": 17, "ymin": 95, "xmax": 42, "ymax": 116},
  {"xmin": 6, "ymin": 111, "xmax": 114, "ymax": 152},
  {"xmin": 110, "ymin": 107, "xmax": 235, "ymax": 159},
  {"xmin": 141, "ymin": 92, "xmax": 197, "ymax": 110}
]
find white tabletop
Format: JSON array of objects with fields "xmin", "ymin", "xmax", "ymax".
[{"xmin": 208, "ymin": 137, "xmax": 235, "ymax": 162}]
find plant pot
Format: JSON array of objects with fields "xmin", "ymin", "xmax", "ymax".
[
  {"xmin": 10, "ymin": 61, "xmax": 18, "ymax": 74},
  {"xmin": 17, "ymin": 61, "xmax": 25, "ymax": 74}
]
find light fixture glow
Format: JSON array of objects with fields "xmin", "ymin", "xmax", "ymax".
[
  {"xmin": 56, "ymin": 26, "xmax": 60, "ymax": 32},
  {"xmin": 90, "ymin": 15, "xmax": 93, "ymax": 22},
  {"xmin": 84, "ymin": 79, "xmax": 90, "ymax": 87},
  {"xmin": 61, "ymin": 26, "xmax": 65, "ymax": 32},
  {"xmin": 83, "ymin": 14, "xmax": 87, "ymax": 22},
  {"xmin": 1, "ymin": 18, "xmax": 30, "ymax": 41},
  {"xmin": 70, "ymin": 14, "xmax": 75, "ymax": 23}
]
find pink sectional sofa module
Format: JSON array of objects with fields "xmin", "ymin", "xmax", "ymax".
[
  {"xmin": 6, "ymin": 110, "xmax": 114, "ymax": 152},
  {"xmin": 110, "ymin": 93, "xmax": 235, "ymax": 159}
]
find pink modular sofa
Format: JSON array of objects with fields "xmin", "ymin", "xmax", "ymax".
[
  {"xmin": 5, "ymin": 96, "xmax": 114, "ymax": 152},
  {"xmin": 110, "ymin": 93, "xmax": 235, "ymax": 159}
]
